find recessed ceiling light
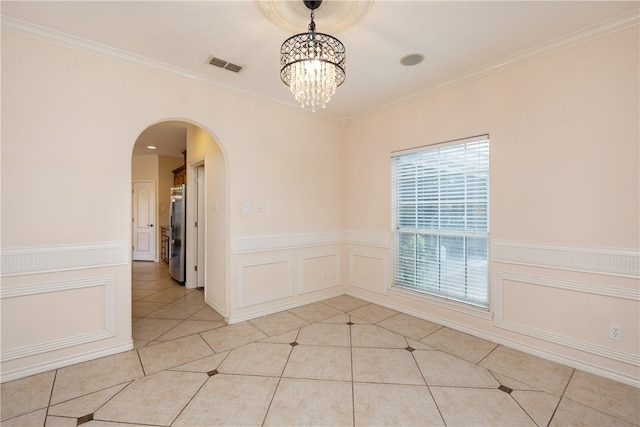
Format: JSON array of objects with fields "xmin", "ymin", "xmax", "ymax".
[
  {"xmin": 400, "ymin": 53, "xmax": 425, "ymax": 66},
  {"xmin": 147, "ymin": 145, "xmax": 157, "ymax": 150}
]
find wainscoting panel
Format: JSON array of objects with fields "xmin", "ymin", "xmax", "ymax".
[
  {"xmin": 493, "ymin": 271, "xmax": 639, "ymax": 366},
  {"xmin": 349, "ymin": 248, "xmax": 389, "ymax": 294},
  {"xmin": 232, "ymin": 232, "xmax": 344, "ymax": 254},
  {"xmin": 298, "ymin": 249, "xmax": 340, "ymax": 295},
  {"xmin": 237, "ymin": 255, "xmax": 293, "ymax": 308},
  {"xmin": 343, "ymin": 231, "xmax": 390, "ymax": 248},
  {"xmin": 1, "ymin": 241, "xmax": 128, "ymax": 277},
  {"xmin": 492, "ymin": 240, "xmax": 639, "ymax": 278},
  {"xmin": 0, "ymin": 276, "xmax": 117, "ymax": 362}
]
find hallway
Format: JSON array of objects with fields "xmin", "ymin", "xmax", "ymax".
[{"xmin": 1, "ymin": 261, "xmax": 638, "ymax": 426}]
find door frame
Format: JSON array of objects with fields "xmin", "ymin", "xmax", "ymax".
[
  {"xmin": 195, "ymin": 163, "xmax": 206, "ymax": 288},
  {"xmin": 185, "ymin": 159, "xmax": 203, "ymax": 289},
  {"xmin": 131, "ymin": 179, "xmax": 158, "ymax": 261}
]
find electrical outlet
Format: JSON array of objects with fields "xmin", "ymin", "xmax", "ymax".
[{"xmin": 609, "ymin": 323, "xmax": 623, "ymax": 341}]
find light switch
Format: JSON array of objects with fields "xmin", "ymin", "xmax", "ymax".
[{"xmin": 242, "ymin": 201, "xmax": 250, "ymax": 213}]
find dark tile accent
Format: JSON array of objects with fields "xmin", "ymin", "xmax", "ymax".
[
  {"xmin": 207, "ymin": 369, "xmax": 219, "ymax": 377},
  {"xmin": 346, "ymin": 322, "xmax": 354, "ymax": 326},
  {"xmin": 77, "ymin": 414, "xmax": 94, "ymax": 426},
  {"xmin": 498, "ymin": 385, "xmax": 513, "ymax": 394},
  {"xmin": 290, "ymin": 342, "xmax": 299, "ymax": 347},
  {"xmin": 405, "ymin": 346, "xmax": 415, "ymax": 352}
]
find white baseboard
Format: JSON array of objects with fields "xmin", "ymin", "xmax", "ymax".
[
  {"xmin": 1, "ymin": 341, "xmax": 134, "ymax": 383},
  {"xmin": 227, "ymin": 289, "xmax": 344, "ymax": 325},
  {"xmin": 204, "ymin": 297, "xmax": 229, "ymax": 322},
  {"xmin": 346, "ymin": 288, "xmax": 640, "ymax": 389}
]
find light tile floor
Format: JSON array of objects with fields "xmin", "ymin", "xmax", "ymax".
[{"xmin": 2, "ymin": 261, "xmax": 639, "ymax": 426}]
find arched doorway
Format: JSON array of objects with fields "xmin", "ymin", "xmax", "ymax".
[{"xmin": 130, "ymin": 120, "xmax": 228, "ymax": 341}]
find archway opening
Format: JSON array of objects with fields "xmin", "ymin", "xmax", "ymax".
[{"xmin": 130, "ymin": 119, "xmax": 228, "ymax": 345}]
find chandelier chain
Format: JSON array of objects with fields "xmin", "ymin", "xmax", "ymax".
[{"xmin": 309, "ymin": 9, "xmax": 316, "ymax": 32}]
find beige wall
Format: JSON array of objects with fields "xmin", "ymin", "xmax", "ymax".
[
  {"xmin": 184, "ymin": 124, "xmax": 228, "ymax": 314},
  {"xmin": 131, "ymin": 155, "xmax": 157, "ymax": 182},
  {"xmin": 1, "ymin": 23, "xmax": 638, "ymax": 387},
  {"xmin": 343, "ymin": 26, "xmax": 639, "ymax": 384},
  {"xmin": 0, "ymin": 29, "xmax": 344, "ymax": 382}
]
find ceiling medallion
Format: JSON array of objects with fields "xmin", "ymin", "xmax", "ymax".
[{"xmin": 254, "ymin": 0, "xmax": 373, "ymax": 34}]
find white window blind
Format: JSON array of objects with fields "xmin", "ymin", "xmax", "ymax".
[{"xmin": 391, "ymin": 136, "xmax": 490, "ymax": 308}]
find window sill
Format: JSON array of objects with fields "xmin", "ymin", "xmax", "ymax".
[{"xmin": 388, "ymin": 285, "xmax": 494, "ymax": 321}]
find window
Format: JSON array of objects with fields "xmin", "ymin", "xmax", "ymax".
[{"xmin": 391, "ymin": 135, "xmax": 489, "ymax": 308}]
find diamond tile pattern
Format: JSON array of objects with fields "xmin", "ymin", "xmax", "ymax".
[{"xmin": 1, "ymin": 261, "xmax": 638, "ymax": 427}]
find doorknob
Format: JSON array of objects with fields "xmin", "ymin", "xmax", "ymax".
[{"xmin": 149, "ymin": 224, "xmax": 154, "ymax": 227}]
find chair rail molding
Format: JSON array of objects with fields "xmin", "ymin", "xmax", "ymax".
[
  {"xmin": 232, "ymin": 232, "xmax": 344, "ymax": 254},
  {"xmin": 1, "ymin": 241, "xmax": 129, "ymax": 277},
  {"xmin": 491, "ymin": 240, "xmax": 639, "ymax": 278}
]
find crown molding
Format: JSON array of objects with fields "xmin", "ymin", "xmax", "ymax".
[
  {"xmin": 2, "ymin": 10, "xmax": 638, "ymax": 121},
  {"xmin": 0, "ymin": 15, "xmax": 334, "ymax": 120},
  {"xmin": 351, "ymin": 10, "xmax": 640, "ymax": 119}
]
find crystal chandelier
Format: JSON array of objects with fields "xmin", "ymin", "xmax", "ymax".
[{"xmin": 280, "ymin": 0, "xmax": 346, "ymax": 111}]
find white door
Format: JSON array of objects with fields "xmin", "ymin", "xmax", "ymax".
[
  {"xmin": 132, "ymin": 180, "xmax": 156, "ymax": 261},
  {"xmin": 195, "ymin": 166, "xmax": 206, "ymax": 287}
]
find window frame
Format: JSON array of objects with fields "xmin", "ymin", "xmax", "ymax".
[{"xmin": 391, "ymin": 135, "xmax": 490, "ymax": 309}]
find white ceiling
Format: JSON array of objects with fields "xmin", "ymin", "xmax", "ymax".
[
  {"xmin": 132, "ymin": 120, "xmax": 188, "ymax": 157},
  {"xmin": 3, "ymin": 0, "xmax": 638, "ymax": 156}
]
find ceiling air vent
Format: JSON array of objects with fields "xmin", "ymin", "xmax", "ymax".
[{"xmin": 208, "ymin": 56, "xmax": 243, "ymax": 73}]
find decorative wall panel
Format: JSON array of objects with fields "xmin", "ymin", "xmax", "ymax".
[
  {"xmin": 493, "ymin": 271, "xmax": 639, "ymax": 366},
  {"xmin": 237, "ymin": 256, "xmax": 293, "ymax": 308},
  {"xmin": 349, "ymin": 248, "xmax": 388, "ymax": 294},
  {"xmin": 298, "ymin": 250, "xmax": 340, "ymax": 294},
  {"xmin": 0, "ymin": 276, "xmax": 117, "ymax": 362}
]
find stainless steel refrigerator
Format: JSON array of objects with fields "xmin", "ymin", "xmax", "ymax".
[{"xmin": 169, "ymin": 184, "xmax": 186, "ymax": 284}]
